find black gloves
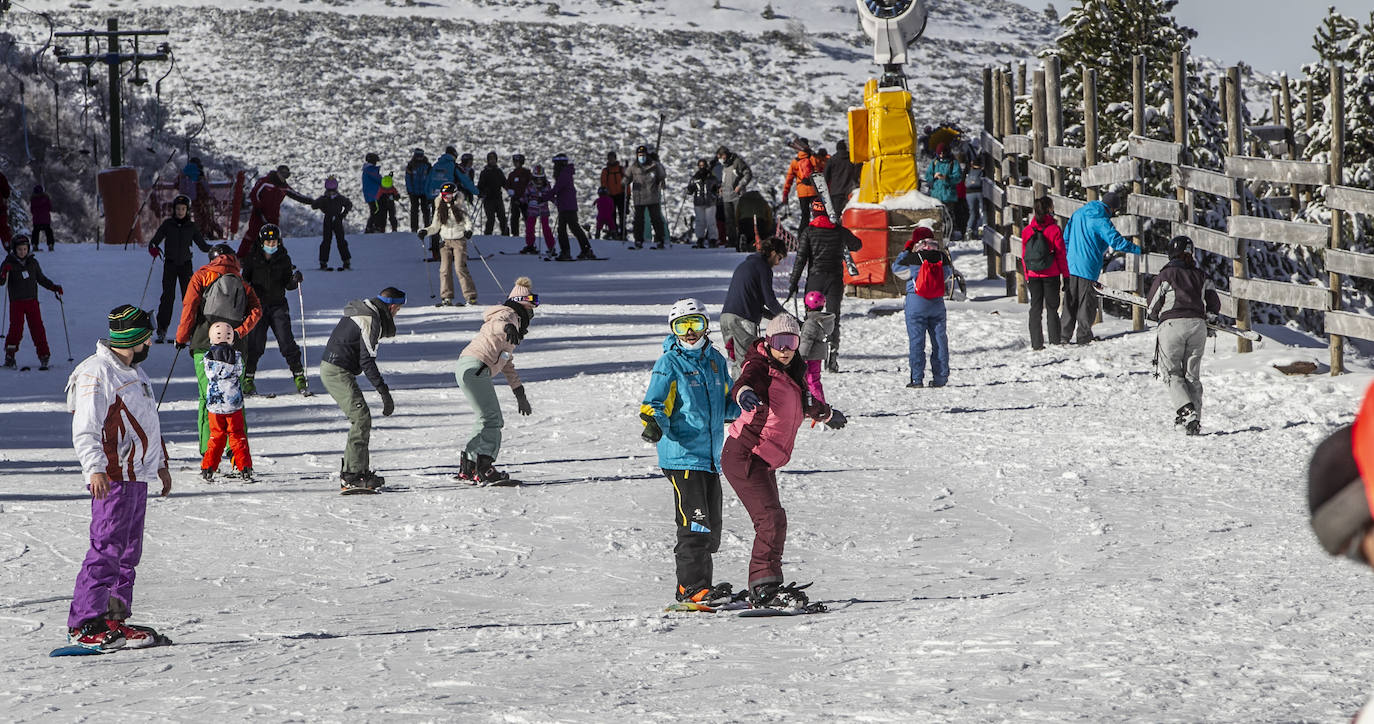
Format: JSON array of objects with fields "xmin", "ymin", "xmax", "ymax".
[
  {"xmin": 641, "ymin": 414, "xmax": 663, "ymax": 443},
  {"xmin": 463, "ymin": 230, "xmax": 473, "ymax": 240},
  {"xmin": 417, "ymin": 230, "xmax": 426, "ymax": 240},
  {"xmin": 738, "ymin": 388, "xmax": 760, "ymax": 412},
  {"xmin": 512, "ymin": 386, "xmax": 532, "ymax": 416},
  {"xmin": 503, "ymin": 324, "xmax": 521, "ymax": 345},
  {"xmin": 378, "ymin": 385, "xmax": 395, "ymax": 417},
  {"xmin": 292, "ymin": 270, "xmax": 304, "ymax": 284},
  {"xmin": 824, "ymin": 409, "xmax": 848, "ymax": 430},
  {"xmin": 175, "ymin": 342, "xmax": 187, "ymax": 350}
]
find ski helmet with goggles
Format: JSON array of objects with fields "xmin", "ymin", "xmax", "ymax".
[
  {"xmin": 208, "ymin": 243, "xmax": 235, "ymax": 260},
  {"xmin": 260, "ymin": 224, "xmax": 282, "ymax": 244},
  {"xmin": 172, "ymin": 194, "xmax": 191, "ymax": 209},
  {"xmin": 1167, "ymin": 235, "xmax": 1194, "ymax": 259},
  {"xmin": 668, "ymin": 298, "xmax": 709, "ymax": 337},
  {"xmin": 439, "ymin": 182, "xmax": 458, "ymax": 197}
]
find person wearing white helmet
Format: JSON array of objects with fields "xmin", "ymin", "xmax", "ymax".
[{"xmin": 640, "ymin": 299, "xmax": 741, "ymax": 607}]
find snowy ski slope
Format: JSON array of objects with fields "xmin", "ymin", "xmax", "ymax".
[{"xmin": 1, "ymin": 233, "xmax": 1371, "ymax": 722}]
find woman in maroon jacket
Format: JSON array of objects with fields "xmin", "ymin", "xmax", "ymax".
[
  {"xmin": 724, "ymin": 313, "xmax": 846, "ymax": 611},
  {"xmin": 1021, "ymin": 196, "xmax": 1069, "ymax": 349}
]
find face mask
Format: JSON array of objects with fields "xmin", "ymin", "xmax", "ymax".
[
  {"xmin": 679, "ymin": 335, "xmax": 708, "ymax": 350},
  {"xmin": 263, "ymin": 245, "xmax": 278, "ymax": 255},
  {"xmin": 131, "ymin": 345, "xmax": 150, "ymax": 366},
  {"xmin": 637, "ymin": 155, "xmax": 648, "ymax": 164}
]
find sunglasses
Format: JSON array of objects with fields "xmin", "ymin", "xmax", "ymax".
[
  {"xmin": 671, "ymin": 315, "xmax": 707, "ymax": 336},
  {"xmin": 511, "ymin": 294, "xmax": 540, "ymax": 307},
  {"xmin": 768, "ymin": 333, "xmax": 800, "ymax": 351}
]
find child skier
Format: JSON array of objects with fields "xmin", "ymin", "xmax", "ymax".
[
  {"xmin": 891, "ymin": 227, "xmax": 952, "ymax": 388},
  {"xmin": 725, "ymin": 313, "xmax": 846, "ymax": 610},
  {"xmin": 521, "ymin": 167, "xmax": 555, "ymax": 256},
  {"xmin": 798, "ymin": 291, "xmax": 835, "ymax": 404},
  {"xmin": 377, "ymin": 175, "xmax": 402, "ymax": 233},
  {"xmin": 454, "ymin": 277, "xmax": 537, "ymax": 485},
  {"xmin": 200, "ymin": 322, "xmax": 253, "ymax": 481},
  {"xmin": 64, "ymin": 304, "xmax": 171, "ymax": 652},
  {"xmin": 1, "ymin": 234, "xmax": 63, "ymax": 369},
  {"xmin": 640, "ymin": 298, "xmax": 740, "ymax": 606},
  {"xmin": 312, "ymin": 177, "xmax": 353, "ymax": 271},
  {"xmin": 419, "ymin": 182, "xmax": 476, "ymax": 307},
  {"xmin": 594, "ymin": 186, "xmax": 619, "ymax": 240},
  {"xmin": 1146, "ymin": 235, "xmax": 1220, "ymax": 436}
]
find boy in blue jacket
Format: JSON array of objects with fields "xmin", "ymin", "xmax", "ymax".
[
  {"xmin": 640, "ymin": 298, "xmax": 741, "ymax": 606},
  {"xmin": 1061, "ymin": 192, "xmax": 1142, "ymax": 344}
]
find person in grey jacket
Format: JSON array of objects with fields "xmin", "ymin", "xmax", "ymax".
[
  {"xmin": 1146, "ymin": 235, "xmax": 1220, "ymax": 436},
  {"xmin": 319, "ymin": 288, "xmax": 405, "ymax": 491},
  {"xmin": 625, "ymin": 144, "xmax": 667, "ymax": 249},
  {"xmin": 716, "ymin": 146, "xmax": 753, "ymax": 250}
]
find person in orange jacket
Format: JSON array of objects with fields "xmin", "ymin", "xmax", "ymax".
[
  {"xmin": 174, "ymin": 244, "xmax": 263, "ymax": 455},
  {"xmin": 780, "ymin": 138, "xmax": 822, "ymax": 236}
]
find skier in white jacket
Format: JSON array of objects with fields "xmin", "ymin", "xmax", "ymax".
[{"xmin": 62, "ymin": 305, "xmax": 171, "ymax": 652}]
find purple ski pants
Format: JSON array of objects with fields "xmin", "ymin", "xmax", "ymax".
[
  {"xmin": 721, "ymin": 437, "xmax": 787, "ymax": 590},
  {"xmin": 68, "ymin": 480, "xmax": 147, "ymax": 629}
]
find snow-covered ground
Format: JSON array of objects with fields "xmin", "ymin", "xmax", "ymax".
[{"xmin": 1, "ymin": 233, "xmax": 1371, "ymax": 722}]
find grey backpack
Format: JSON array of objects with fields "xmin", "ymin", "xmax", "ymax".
[{"xmin": 202, "ymin": 272, "xmax": 246, "ymax": 322}]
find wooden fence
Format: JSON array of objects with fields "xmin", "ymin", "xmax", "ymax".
[{"xmin": 979, "ymin": 54, "xmax": 1374, "ymax": 373}]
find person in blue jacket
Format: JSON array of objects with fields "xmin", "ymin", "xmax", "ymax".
[
  {"xmin": 891, "ymin": 226, "xmax": 953, "ymax": 388},
  {"xmin": 1061, "ymin": 192, "xmax": 1142, "ymax": 344},
  {"xmin": 924, "ymin": 144, "xmax": 963, "ymax": 232},
  {"xmin": 640, "ymin": 298, "xmax": 741, "ymax": 607},
  {"xmin": 362, "ymin": 153, "xmax": 384, "ymax": 233}
]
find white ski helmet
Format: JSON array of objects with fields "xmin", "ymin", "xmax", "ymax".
[{"xmin": 668, "ymin": 298, "xmax": 708, "ymax": 327}]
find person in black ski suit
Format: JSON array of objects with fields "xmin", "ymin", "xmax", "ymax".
[
  {"xmin": 148, "ymin": 195, "xmax": 211, "ymax": 342},
  {"xmin": 239, "ymin": 224, "xmax": 307, "ymax": 396},
  {"xmin": 822, "ymin": 140, "xmax": 862, "ymax": 214},
  {"xmin": 476, "ymin": 152, "xmax": 509, "ymax": 236},
  {"xmin": 686, "ymin": 159, "xmax": 721, "ymax": 248},
  {"xmin": 788, "ymin": 199, "xmax": 862, "ymax": 372},
  {"xmin": 312, "ymin": 178, "xmax": 353, "ymax": 270}
]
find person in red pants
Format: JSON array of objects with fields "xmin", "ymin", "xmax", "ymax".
[
  {"xmin": 722, "ymin": 313, "xmax": 846, "ymax": 611},
  {"xmin": 0, "ymin": 234, "xmax": 62, "ymax": 369},
  {"xmin": 200, "ymin": 322, "xmax": 253, "ymax": 481}
]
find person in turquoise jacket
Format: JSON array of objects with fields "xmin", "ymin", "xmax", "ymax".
[
  {"xmin": 640, "ymin": 299, "xmax": 740, "ymax": 607},
  {"xmin": 923, "ymin": 144, "xmax": 964, "ymax": 227},
  {"xmin": 1061, "ymin": 193, "xmax": 1142, "ymax": 344}
]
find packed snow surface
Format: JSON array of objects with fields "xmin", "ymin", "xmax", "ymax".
[{"xmin": 1, "ymin": 234, "xmax": 1372, "ymax": 722}]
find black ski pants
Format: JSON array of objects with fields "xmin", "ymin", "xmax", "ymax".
[
  {"xmin": 806, "ymin": 274, "xmax": 844, "ymax": 358},
  {"xmin": 244, "ymin": 302, "xmax": 302, "ymax": 377},
  {"xmin": 1060, "ymin": 275, "xmax": 1098, "ymax": 345},
  {"xmin": 1027, "ymin": 275, "xmax": 1062, "ymax": 349},
  {"xmin": 156, "ymin": 260, "xmax": 193, "ymax": 335},
  {"xmin": 365, "ymin": 201, "xmax": 384, "ymax": 233},
  {"xmin": 484, "ymin": 196, "xmax": 509, "ymax": 236},
  {"xmin": 664, "ymin": 468, "xmax": 722, "ymax": 594},
  {"xmin": 632, "ymin": 203, "xmax": 666, "ymax": 246},
  {"xmin": 556, "ymin": 209, "xmax": 591, "ymax": 256},
  {"xmin": 510, "ymin": 197, "xmax": 528, "ymax": 237},
  {"xmin": 379, "ymin": 196, "xmax": 399, "ymax": 232},
  {"xmin": 320, "ymin": 217, "xmax": 350, "ymax": 266},
  {"xmin": 721, "ymin": 200, "xmax": 740, "ymax": 249},
  {"xmin": 409, "ymin": 194, "xmax": 433, "ymax": 234},
  {"xmin": 33, "ymin": 224, "xmax": 54, "ymax": 250},
  {"xmin": 611, "ymin": 193, "xmax": 627, "ymax": 239}
]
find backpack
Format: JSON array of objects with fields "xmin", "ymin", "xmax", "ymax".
[
  {"xmin": 1024, "ymin": 226, "xmax": 1055, "ymax": 272},
  {"xmin": 202, "ymin": 272, "xmax": 246, "ymax": 323},
  {"xmin": 914, "ymin": 256, "xmax": 946, "ymax": 299}
]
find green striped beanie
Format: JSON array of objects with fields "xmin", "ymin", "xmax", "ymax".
[{"xmin": 108, "ymin": 305, "xmax": 153, "ymax": 348}]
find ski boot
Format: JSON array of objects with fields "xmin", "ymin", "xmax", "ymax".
[
  {"xmin": 154, "ymin": 331, "xmax": 168, "ymax": 344},
  {"xmin": 105, "ymin": 619, "xmax": 161, "ymax": 649},
  {"xmin": 2, "ymin": 354, "xmax": 15, "ymax": 369},
  {"xmin": 1185, "ymin": 420, "xmax": 1201, "ymax": 436},
  {"xmin": 200, "ymin": 468, "xmax": 214, "ymax": 482},
  {"xmin": 825, "ymin": 353, "xmax": 840, "ymax": 374},
  {"xmin": 237, "ymin": 467, "xmax": 255, "ymax": 482},
  {"xmin": 242, "ymin": 375, "xmax": 257, "ymax": 397},
  {"xmin": 340, "ymin": 261, "xmax": 351, "ymax": 271},
  {"xmin": 67, "ymin": 619, "xmax": 124, "ymax": 652},
  {"xmin": 748, "ymin": 581, "xmax": 814, "ymax": 610},
  {"xmin": 293, "ymin": 372, "xmax": 310, "ymax": 395},
  {"xmin": 320, "ymin": 262, "xmax": 332, "ymax": 271},
  {"xmin": 473, "ymin": 455, "xmax": 513, "ymax": 485},
  {"xmin": 339, "ymin": 471, "xmax": 370, "ymax": 493},
  {"xmin": 1175, "ymin": 403, "xmax": 1195, "ymax": 427},
  {"xmin": 519, "ymin": 245, "xmax": 539, "ymax": 255},
  {"xmin": 358, "ymin": 470, "xmax": 386, "ymax": 490},
  {"xmin": 577, "ymin": 248, "xmax": 597, "ymax": 260},
  {"xmin": 677, "ymin": 582, "xmax": 737, "ymax": 607},
  {"xmin": 457, "ymin": 451, "xmax": 477, "ymax": 483},
  {"xmin": 39, "ymin": 356, "xmax": 50, "ymax": 371}
]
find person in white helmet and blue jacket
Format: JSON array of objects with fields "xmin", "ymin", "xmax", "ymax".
[{"xmin": 640, "ymin": 299, "xmax": 741, "ymax": 606}]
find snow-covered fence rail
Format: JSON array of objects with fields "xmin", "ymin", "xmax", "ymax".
[{"xmin": 981, "ymin": 53, "xmax": 1372, "ymax": 374}]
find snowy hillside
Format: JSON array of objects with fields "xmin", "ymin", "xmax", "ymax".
[
  {"xmin": 4, "ymin": 0, "xmax": 1055, "ymax": 235},
  {"xmin": 2, "ymin": 236, "xmax": 1373, "ymax": 721}
]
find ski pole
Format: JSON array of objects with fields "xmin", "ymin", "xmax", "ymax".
[
  {"xmin": 296, "ymin": 281, "xmax": 307, "ymax": 374},
  {"xmin": 138, "ymin": 252, "xmax": 159, "ymax": 309},
  {"xmin": 157, "ymin": 345, "xmax": 182, "ymax": 409},
  {"xmin": 468, "ymin": 237, "xmax": 504, "ymax": 289},
  {"xmin": 57, "ymin": 293, "xmax": 73, "ymax": 362}
]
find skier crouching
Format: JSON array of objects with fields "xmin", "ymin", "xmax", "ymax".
[
  {"xmin": 640, "ymin": 299, "xmax": 740, "ymax": 606},
  {"xmin": 724, "ymin": 313, "xmax": 847, "ymax": 610},
  {"xmin": 64, "ymin": 305, "xmax": 171, "ymax": 651},
  {"xmin": 1146, "ymin": 235, "xmax": 1220, "ymax": 436},
  {"xmin": 455, "ymin": 277, "xmax": 537, "ymax": 485}
]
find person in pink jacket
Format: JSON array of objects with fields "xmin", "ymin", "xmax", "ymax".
[
  {"xmin": 454, "ymin": 276, "xmax": 537, "ymax": 485},
  {"xmin": 1020, "ymin": 196, "xmax": 1069, "ymax": 350},
  {"xmin": 724, "ymin": 313, "xmax": 846, "ymax": 612}
]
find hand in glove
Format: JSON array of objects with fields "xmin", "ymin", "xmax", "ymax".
[
  {"xmin": 512, "ymin": 386, "xmax": 532, "ymax": 416},
  {"xmin": 378, "ymin": 385, "xmax": 395, "ymax": 417},
  {"xmin": 148, "ymin": 244, "xmax": 161, "ymax": 258},
  {"xmin": 463, "ymin": 230, "xmax": 473, "ymax": 240},
  {"xmin": 175, "ymin": 342, "xmax": 188, "ymax": 350},
  {"xmin": 54, "ymin": 285, "xmax": 64, "ymax": 298},
  {"xmin": 417, "ymin": 230, "xmax": 427, "ymax": 240},
  {"xmin": 292, "ymin": 270, "xmax": 304, "ymax": 284},
  {"xmin": 641, "ymin": 416, "xmax": 663, "ymax": 443},
  {"xmin": 824, "ymin": 409, "xmax": 848, "ymax": 430},
  {"xmin": 737, "ymin": 388, "xmax": 761, "ymax": 412},
  {"xmin": 503, "ymin": 323, "xmax": 521, "ymax": 345}
]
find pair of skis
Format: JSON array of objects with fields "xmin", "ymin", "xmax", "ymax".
[{"xmin": 1094, "ymin": 285, "xmax": 1262, "ymax": 342}]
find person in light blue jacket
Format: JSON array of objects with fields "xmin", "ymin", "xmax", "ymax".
[
  {"xmin": 923, "ymin": 144, "xmax": 963, "ymax": 228},
  {"xmin": 640, "ymin": 299, "xmax": 741, "ymax": 606},
  {"xmin": 1061, "ymin": 192, "xmax": 1142, "ymax": 344}
]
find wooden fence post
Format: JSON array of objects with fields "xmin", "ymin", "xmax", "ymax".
[
  {"xmin": 1083, "ymin": 66, "xmax": 1099, "ymax": 203},
  {"xmin": 1329, "ymin": 62, "xmax": 1346, "ymax": 374},
  {"xmin": 1130, "ymin": 54, "xmax": 1146, "ymax": 332},
  {"xmin": 1173, "ymin": 51, "xmax": 1189, "ymax": 224},
  {"xmin": 1280, "ymin": 74, "xmax": 1301, "ymax": 210},
  {"xmin": 1002, "ymin": 69, "xmax": 1019, "ymax": 297},
  {"xmin": 1046, "ymin": 56, "xmax": 1063, "ymax": 195},
  {"xmin": 1017, "ymin": 61, "xmax": 1027, "ymax": 99},
  {"xmin": 992, "ymin": 68, "xmax": 1008, "ymax": 285},
  {"xmin": 1226, "ymin": 66, "xmax": 1254, "ymax": 353},
  {"xmin": 984, "ymin": 66, "xmax": 997, "ymax": 280}
]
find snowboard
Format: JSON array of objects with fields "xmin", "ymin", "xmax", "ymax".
[
  {"xmin": 340, "ymin": 485, "xmax": 381, "ymax": 495},
  {"xmin": 738, "ymin": 603, "xmax": 827, "ymax": 617},
  {"xmin": 51, "ymin": 628, "xmax": 172, "ymax": 656},
  {"xmin": 1094, "ymin": 285, "xmax": 1262, "ymax": 341},
  {"xmin": 665, "ymin": 600, "xmax": 751, "ymax": 613}
]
